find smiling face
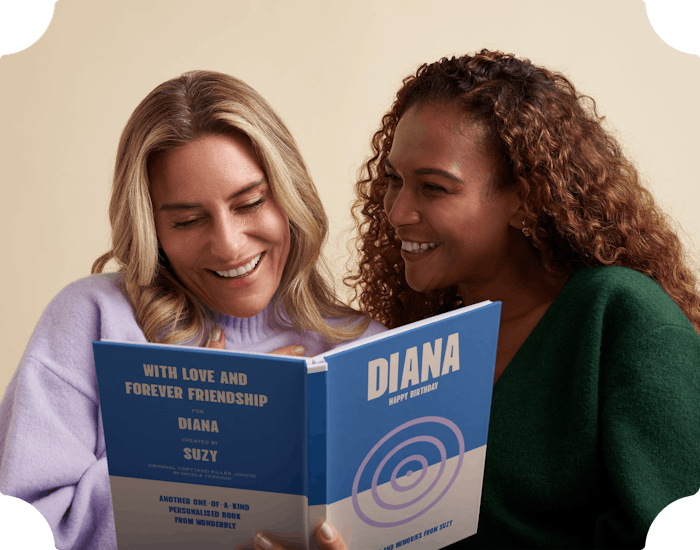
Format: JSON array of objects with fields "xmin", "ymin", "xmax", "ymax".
[
  {"xmin": 383, "ymin": 103, "xmax": 524, "ymax": 296},
  {"xmin": 149, "ymin": 133, "xmax": 290, "ymax": 318}
]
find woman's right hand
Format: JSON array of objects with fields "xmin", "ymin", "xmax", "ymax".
[
  {"xmin": 206, "ymin": 326, "xmax": 306, "ymax": 357},
  {"xmin": 253, "ymin": 522, "xmax": 348, "ymax": 550}
]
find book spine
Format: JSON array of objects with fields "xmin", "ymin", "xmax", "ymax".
[{"xmin": 307, "ymin": 362, "xmax": 329, "ymax": 546}]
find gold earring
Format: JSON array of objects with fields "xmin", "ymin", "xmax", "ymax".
[{"xmin": 522, "ymin": 220, "xmax": 531, "ymax": 237}]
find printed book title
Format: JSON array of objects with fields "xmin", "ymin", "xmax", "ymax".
[{"xmin": 367, "ymin": 333, "xmax": 460, "ymax": 402}]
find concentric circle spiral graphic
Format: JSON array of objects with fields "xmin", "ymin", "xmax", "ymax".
[{"xmin": 352, "ymin": 416, "xmax": 464, "ymax": 528}]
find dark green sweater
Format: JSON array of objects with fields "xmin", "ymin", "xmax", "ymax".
[{"xmin": 448, "ymin": 266, "xmax": 700, "ymax": 549}]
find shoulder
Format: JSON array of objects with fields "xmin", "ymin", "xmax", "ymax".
[
  {"xmin": 559, "ymin": 266, "xmax": 694, "ymax": 333},
  {"xmin": 38, "ymin": 273, "xmax": 122, "ymax": 326},
  {"xmin": 555, "ymin": 267, "xmax": 700, "ymax": 368},
  {"xmin": 567, "ymin": 265, "xmax": 671, "ymax": 300},
  {"xmin": 40, "ymin": 272, "xmax": 137, "ymax": 334},
  {"xmin": 363, "ymin": 319, "xmax": 387, "ymax": 338},
  {"xmin": 316, "ymin": 317, "xmax": 386, "ymax": 355},
  {"xmin": 337, "ymin": 317, "xmax": 386, "ymax": 347},
  {"xmin": 309, "ymin": 316, "xmax": 387, "ymax": 355},
  {"xmin": 47, "ymin": 272, "xmax": 126, "ymax": 306},
  {"xmin": 338, "ymin": 318, "xmax": 387, "ymax": 345},
  {"xmin": 333, "ymin": 316, "xmax": 387, "ymax": 341},
  {"xmin": 22, "ymin": 273, "xmax": 144, "ymax": 397},
  {"xmin": 529, "ymin": 266, "xmax": 700, "ymax": 370}
]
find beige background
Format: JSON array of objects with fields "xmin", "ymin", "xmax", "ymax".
[{"xmin": 1, "ymin": 0, "xmax": 699, "ymax": 399}]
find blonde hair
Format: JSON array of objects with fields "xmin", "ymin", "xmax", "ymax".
[{"xmin": 93, "ymin": 70, "xmax": 368, "ymax": 344}]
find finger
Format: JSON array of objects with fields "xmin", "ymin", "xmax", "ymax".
[
  {"xmin": 205, "ymin": 326, "xmax": 225, "ymax": 349},
  {"xmin": 253, "ymin": 531, "xmax": 290, "ymax": 550},
  {"xmin": 315, "ymin": 522, "xmax": 348, "ymax": 550},
  {"xmin": 269, "ymin": 344, "xmax": 306, "ymax": 356}
]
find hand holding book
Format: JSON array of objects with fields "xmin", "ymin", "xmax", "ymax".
[
  {"xmin": 254, "ymin": 523, "xmax": 345, "ymax": 550},
  {"xmin": 206, "ymin": 326, "xmax": 306, "ymax": 357},
  {"xmin": 94, "ymin": 301, "xmax": 499, "ymax": 549}
]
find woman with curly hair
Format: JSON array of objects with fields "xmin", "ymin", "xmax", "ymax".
[
  {"xmin": 345, "ymin": 50, "xmax": 700, "ymax": 548},
  {"xmin": 0, "ymin": 70, "xmax": 383, "ymax": 550}
]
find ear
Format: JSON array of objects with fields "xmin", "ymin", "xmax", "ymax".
[{"xmin": 507, "ymin": 192, "xmax": 526, "ymax": 230}]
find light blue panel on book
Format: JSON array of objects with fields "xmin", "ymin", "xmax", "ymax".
[
  {"xmin": 93, "ymin": 342, "xmax": 308, "ymax": 496},
  {"xmin": 324, "ymin": 302, "xmax": 500, "ymax": 505}
]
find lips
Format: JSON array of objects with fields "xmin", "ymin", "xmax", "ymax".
[
  {"xmin": 213, "ymin": 253, "xmax": 262, "ymax": 278},
  {"xmin": 401, "ymin": 241, "xmax": 440, "ymax": 254}
]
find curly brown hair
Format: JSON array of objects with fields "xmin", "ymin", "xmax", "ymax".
[{"xmin": 346, "ymin": 49, "xmax": 700, "ymax": 332}]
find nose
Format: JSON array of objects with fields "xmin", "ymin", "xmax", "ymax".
[
  {"xmin": 209, "ymin": 212, "xmax": 246, "ymax": 260},
  {"xmin": 384, "ymin": 184, "xmax": 421, "ymax": 228}
]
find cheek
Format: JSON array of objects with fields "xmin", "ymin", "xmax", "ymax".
[
  {"xmin": 154, "ymin": 215, "xmax": 175, "ymax": 251},
  {"xmin": 383, "ymin": 189, "xmax": 396, "ymax": 217},
  {"xmin": 154, "ymin": 221, "xmax": 200, "ymax": 269},
  {"xmin": 279, "ymin": 219, "xmax": 291, "ymax": 259},
  {"xmin": 159, "ymin": 236, "xmax": 195, "ymax": 271},
  {"xmin": 265, "ymin": 205, "xmax": 291, "ymax": 258}
]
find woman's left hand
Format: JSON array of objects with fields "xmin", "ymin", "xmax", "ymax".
[
  {"xmin": 208, "ymin": 326, "xmax": 336, "ymax": 550},
  {"xmin": 253, "ymin": 522, "xmax": 348, "ymax": 550},
  {"xmin": 206, "ymin": 326, "xmax": 306, "ymax": 356}
]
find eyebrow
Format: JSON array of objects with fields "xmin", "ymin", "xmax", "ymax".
[
  {"xmin": 384, "ymin": 158, "xmax": 463, "ymax": 184},
  {"xmin": 158, "ymin": 178, "xmax": 268, "ymax": 212}
]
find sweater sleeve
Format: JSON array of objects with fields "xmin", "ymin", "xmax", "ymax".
[
  {"xmin": 0, "ymin": 277, "xmax": 124, "ymax": 550},
  {"xmin": 0, "ymin": 358, "xmax": 115, "ymax": 549},
  {"xmin": 598, "ymin": 320, "xmax": 700, "ymax": 548},
  {"xmin": 0, "ymin": 275, "xmax": 381, "ymax": 550}
]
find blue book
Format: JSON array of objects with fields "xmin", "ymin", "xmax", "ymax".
[{"xmin": 93, "ymin": 300, "xmax": 500, "ymax": 549}]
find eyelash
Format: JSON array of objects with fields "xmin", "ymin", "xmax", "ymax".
[
  {"xmin": 171, "ymin": 197, "xmax": 266, "ymax": 229},
  {"xmin": 423, "ymin": 183, "xmax": 447, "ymax": 195},
  {"xmin": 238, "ymin": 196, "xmax": 266, "ymax": 214},
  {"xmin": 385, "ymin": 173, "xmax": 402, "ymax": 190},
  {"xmin": 172, "ymin": 218, "xmax": 202, "ymax": 229},
  {"xmin": 385, "ymin": 173, "xmax": 447, "ymax": 196}
]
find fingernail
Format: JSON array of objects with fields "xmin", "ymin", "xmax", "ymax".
[
  {"xmin": 255, "ymin": 531, "xmax": 274, "ymax": 550},
  {"xmin": 294, "ymin": 345, "xmax": 305, "ymax": 355},
  {"xmin": 210, "ymin": 326, "xmax": 222, "ymax": 342},
  {"xmin": 319, "ymin": 522, "xmax": 334, "ymax": 541}
]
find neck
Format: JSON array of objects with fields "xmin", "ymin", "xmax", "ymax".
[{"xmin": 457, "ymin": 244, "xmax": 569, "ymax": 324}]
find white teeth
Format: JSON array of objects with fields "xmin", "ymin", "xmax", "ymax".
[
  {"xmin": 215, "ymin": 253, "xmax": 262, "ymax": 278},
  {"xmin": 401, "ymin": 241, "xmax": 439, "ymax": 254}
]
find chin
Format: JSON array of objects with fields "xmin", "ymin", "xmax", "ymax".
[
  {"xmin": 404, "ymin": 275, "xmax": 435, "ymax": 294},
  {"xmin": 206, "ymin": 294, "xmax": 272, "ymax": 319},
  {"xmin": 405, "ymin": 270, "xmax": 455, "ymax": 294}
]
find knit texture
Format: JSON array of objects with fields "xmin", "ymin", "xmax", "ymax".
[
  {"xmin": 447, "ymin": 266, "xmax": 700, "ymax": 549},
  {"xmin": 0, "ymin": 273, "xmax": 385, "ymax": 549}
]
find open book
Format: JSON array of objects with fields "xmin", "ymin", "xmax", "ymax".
[{"xmin": 93, "ymin": 300, "xmax": 500, "ymax": 550}]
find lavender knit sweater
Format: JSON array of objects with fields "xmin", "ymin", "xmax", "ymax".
[{"xmin": 0, "ymin": 273, "xmax": 385, "ymax": 549}]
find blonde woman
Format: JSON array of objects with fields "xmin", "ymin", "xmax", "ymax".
[{"xmin": 0, "ymin": 71, "xmax": 383, "ymax": 550}]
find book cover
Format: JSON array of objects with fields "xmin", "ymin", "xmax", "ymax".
[{"xmin": 93, "ymin": 301, "xmax": 500, "ymax": 549}]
